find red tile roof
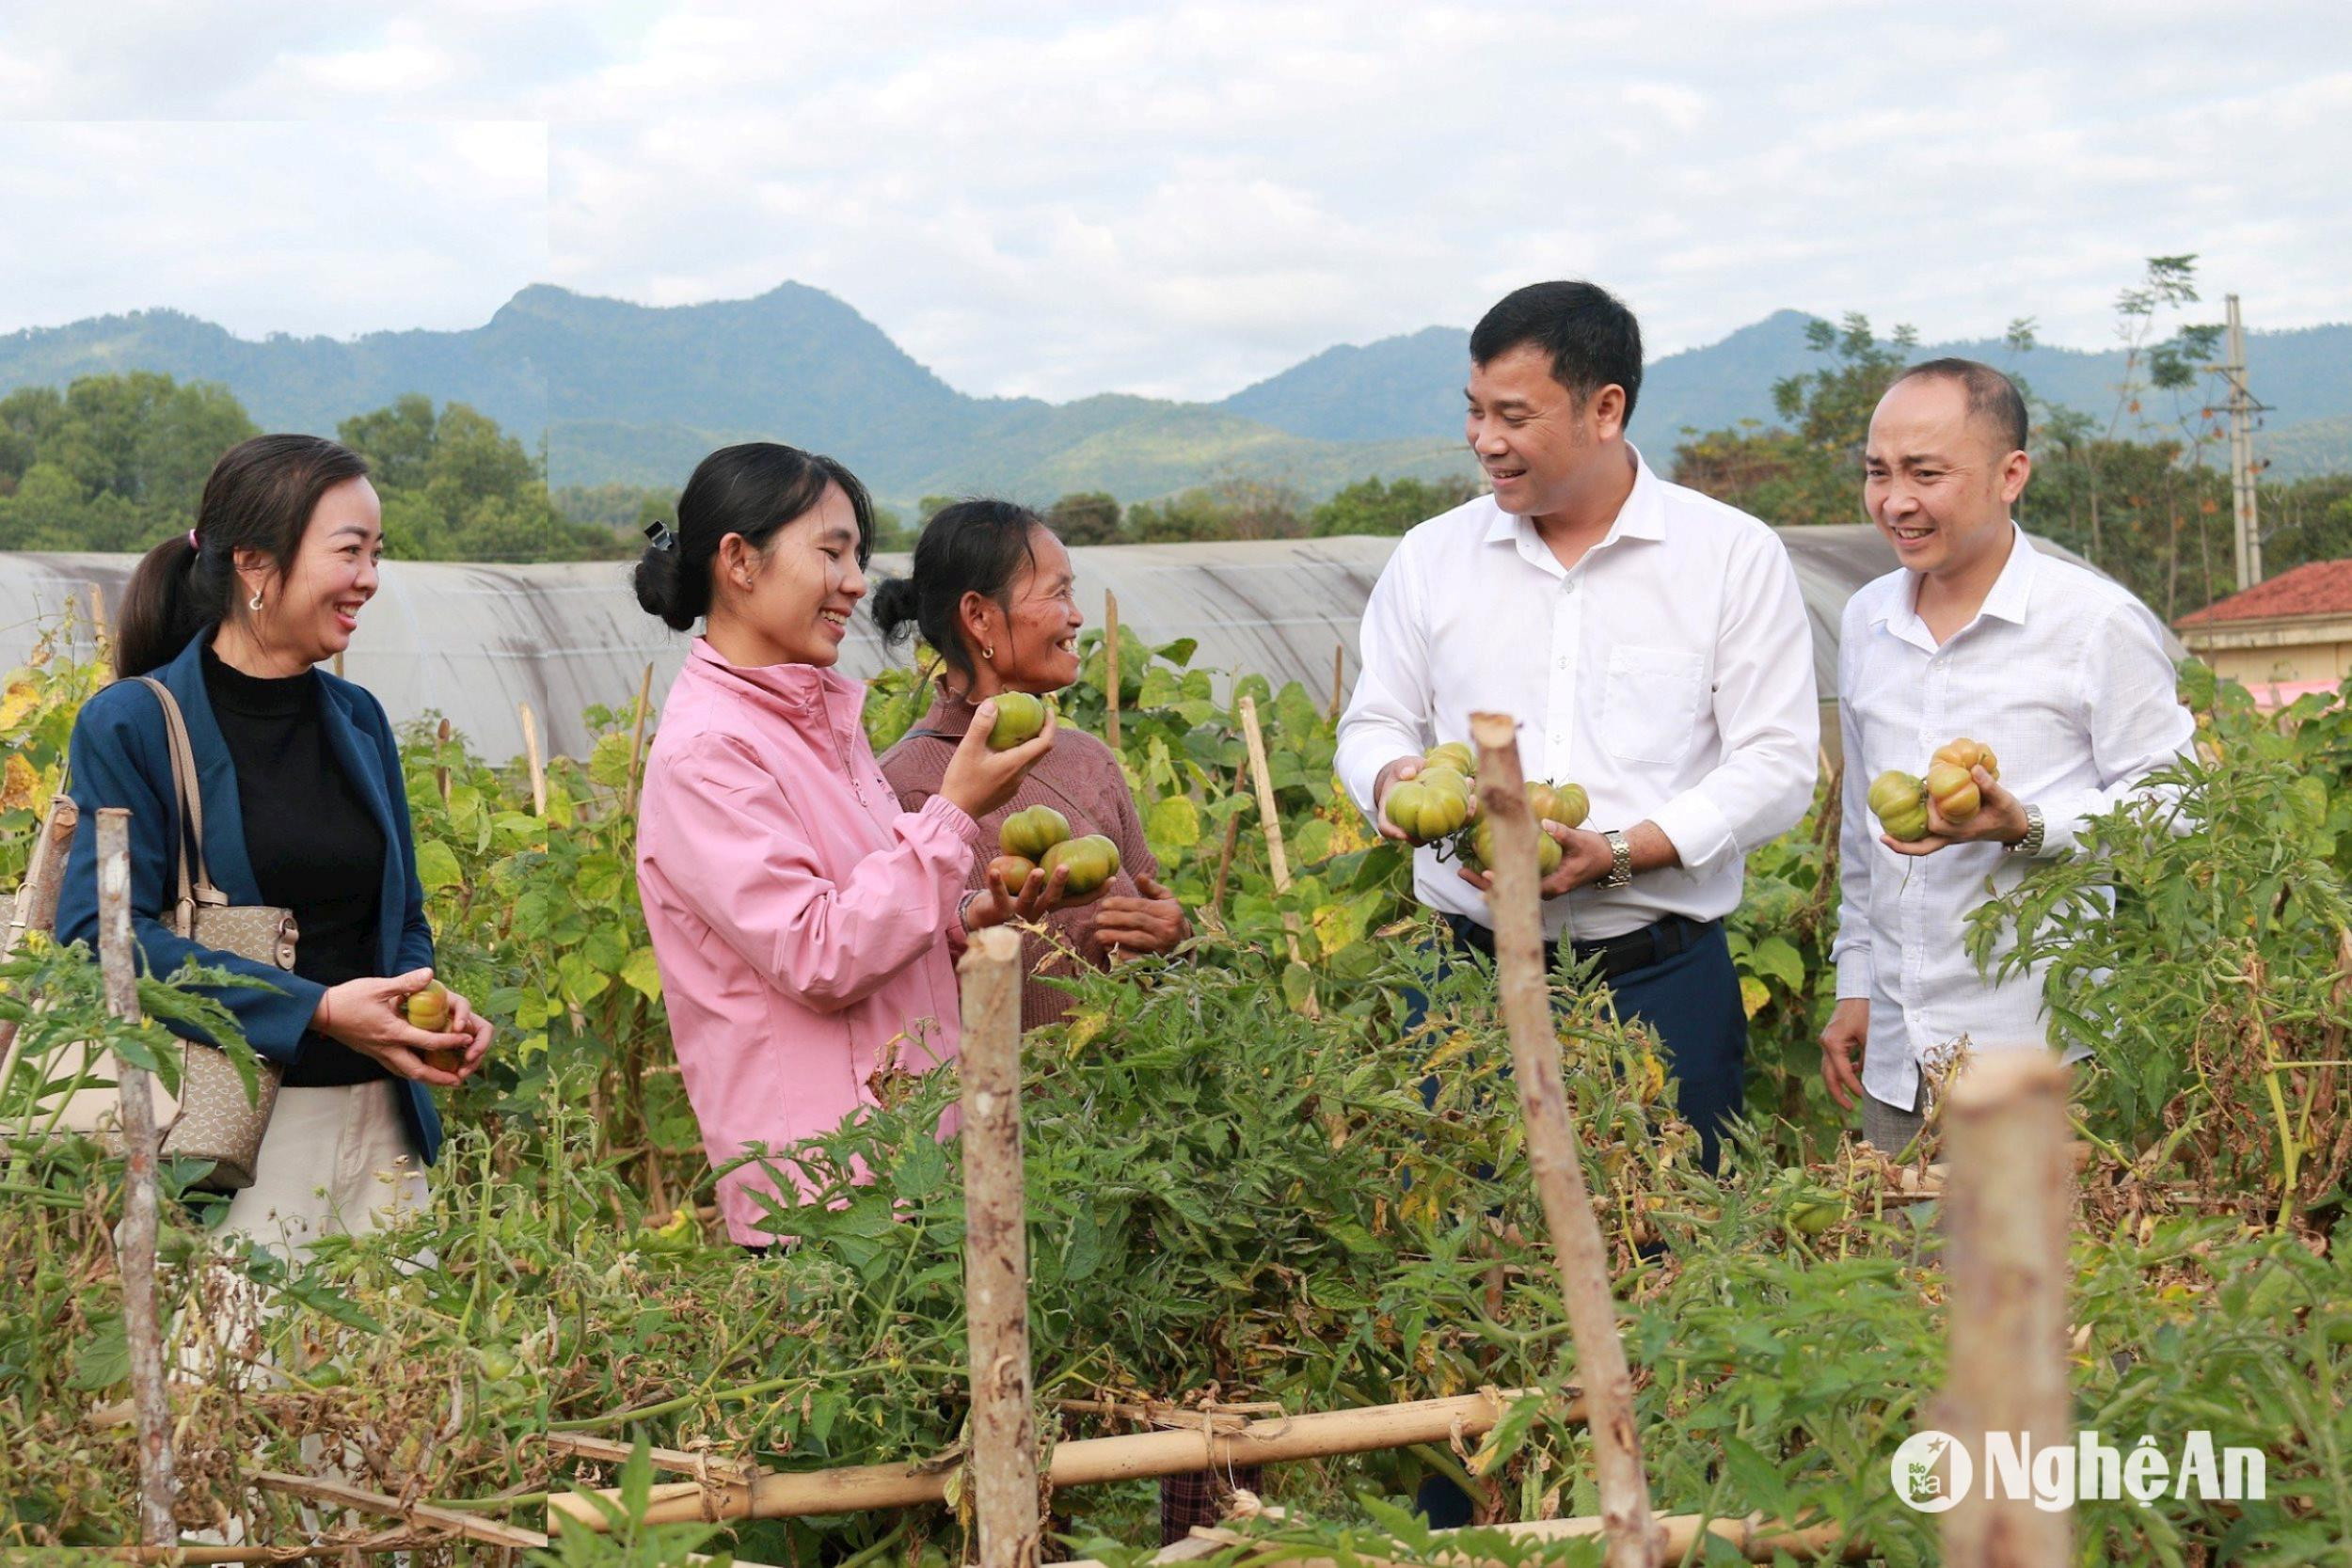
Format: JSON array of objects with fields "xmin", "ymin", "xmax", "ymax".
[{"xmin": 2176, "ymin": 560, "xmax": 2352, "ymax": 627}]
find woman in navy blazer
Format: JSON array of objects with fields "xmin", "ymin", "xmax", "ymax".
[{"xmin": 56, "ymin": 434, "xmax": 492, "ymax": 1246}]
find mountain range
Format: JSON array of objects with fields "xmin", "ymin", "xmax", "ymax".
[{"xmin": 3, "ymin": 283, "xmax": 2345, "ymax": 507}]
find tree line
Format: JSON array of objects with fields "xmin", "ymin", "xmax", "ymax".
[
  {"xmin": 1670, "ymin": 259, "xmax": 2352, "ymax": 621},
  {"xmin": 0, "ymin": 377, "xmax": 628, "ymax": 562}
]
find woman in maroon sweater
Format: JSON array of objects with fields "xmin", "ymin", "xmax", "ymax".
[
  {"xmin": 875, "ymin": 502, "xmax": 1243, "ymax": 1539},
  {"xmin": 873, "ymin": 500, "xmax": 1187, "ymax": 1030}
]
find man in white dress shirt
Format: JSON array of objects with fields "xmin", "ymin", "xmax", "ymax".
[
  {"xmin": 1338, "ymin": 281, "xmax": 1820, "ymax": 1174},
  {"xmin": 1822, "ymin": 359, "xmax": 2196, "ymax": 1152}
]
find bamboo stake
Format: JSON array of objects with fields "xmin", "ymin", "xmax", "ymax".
[
  {"xmin": 1940, "ymin": 1053, "xmax": 2072, "ymax": 1568},
  {"xmin": 518, "ymin": 702, "xmax": 548, "ymax": 816},
  {"xmin": 90, "ymin": 581, "xmax": 115, "ymax": 679},
  {"xmin": 1468, "ymin": 713, "xmax": 1658, "ymax": 1568},
  {"xmin": 99, "ymin": 809, "xmax": 177, "ymax": 1548},
  {"xmin": 1329, "ymin": 644, "xmax": 1345, "ymax": 721},
  {"xmin": 1235, "ymin": 694, "xmax": 1314, "ymax": 1017},
  {"xmin": 256, "ymin": 1471, "xmax": 547, "ymax": 1552},
  {"xmin": 549, "ymin": 1389, "xmax": 1544, "ymax": 1532},
  {"xmin": 622, "ymin": 661, "xmax": 656, "ymax": 816},
  {"xmin": 434, "ymin": 717, "xmax": 453, "ymax": 808},
  {"xmin": 1103, "ymin": 592, "xmax": 1121, "ymax": 751},
  {"xmin": 0, "ymin": 794, "xmax": 80, "ymax": 1078},
  {"xmin": 960, "ymin": 926, "xmax": 1040, "ymax": 1568}
]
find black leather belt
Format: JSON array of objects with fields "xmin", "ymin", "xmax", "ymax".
[{"xmin": 1443, "ymin": 911, "xmax": 1714, "ymax": 983}]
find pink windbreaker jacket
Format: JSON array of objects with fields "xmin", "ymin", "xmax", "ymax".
[{"xmin": 635, "ymin": 641, "xmax": 977, "ymax": 1244}]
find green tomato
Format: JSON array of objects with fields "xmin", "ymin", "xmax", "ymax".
[
  {"xmin": 1041, "ymin": 833, "xmax": 1121, "ymax": 896},
  {"xmin": 1386, "ymin": 778, "xmax": 1469, "ymax": 843},
  {"xmin": 1868, "ymin": 770, "xmax": 1931, "ymax": 842},
  {"xmin": 985, "ymin": 691, "xmax": 1046, "ymax": 750},
  {"xmin": 1528, "ymin": 781, "xmax": 1590, "ymax": 832},
  {"xmin": 1423, "ymin": 742, "xmax": 1476, "ymax": 776},
  {"xmin": 999, "ymin": 805, "xmax": 1072, "ymax": 861},
  {"xmin": 1464, "ymin": 817, "xmax": 1563, "ymax": 877}
]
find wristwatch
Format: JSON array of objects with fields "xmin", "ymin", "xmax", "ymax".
[
  {"xmin": 1598, "ymin": 829, "xmax": 1633, "ymax": 890},
  {"xmin": 2006, "ymin": 803, "xmax": 2045, "ymax": 858}
]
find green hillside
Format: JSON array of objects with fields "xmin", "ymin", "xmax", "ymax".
[{"xmin": 3, "ymin": 283, "xmax": 2346, "ymax": 504}]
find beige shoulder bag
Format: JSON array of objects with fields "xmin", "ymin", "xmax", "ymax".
[{"xmin": 0, "ymin": 680, "xmax": 297, "ymax": 1191}]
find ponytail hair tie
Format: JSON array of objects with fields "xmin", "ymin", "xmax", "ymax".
[{"xmin": 186, "ymin": 530, "xmax": 199, "ymax": 551}]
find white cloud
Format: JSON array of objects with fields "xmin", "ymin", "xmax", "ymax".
[
  {"xmin": 0, "ymin": 121, "xmax": 548, "ymax": 339},
  {"xmin": 2, "ymin": 1, "xmax": 2346, "ymax": 400}
]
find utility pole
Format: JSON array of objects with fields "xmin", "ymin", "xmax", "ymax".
[{"xmin": 2219, "ymin": 294, "xmax": 2269, "ymax": 589}]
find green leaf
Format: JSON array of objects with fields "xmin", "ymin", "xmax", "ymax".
[
  {"xmin": 619, "ymin": 946, "xmax": 663, "ymax": 1002},
  {"xmin": 1146, "ymin": 794, "xmax": 1201, "ymax": 850},
  {"xmin": 414, "ymin": 838, "xmax": 465, "ymax": 892},
  {"xmin": 66, "ymin": 1312, "xmax": 129, "ymax": 1391}
]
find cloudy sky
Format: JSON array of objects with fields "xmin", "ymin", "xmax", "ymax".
[{"xmin": 3, "ymin": 2, "xmax": 2346, "ymax": 402}]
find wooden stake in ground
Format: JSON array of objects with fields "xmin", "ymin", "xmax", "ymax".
[
  {"xmin": 1103, "ymin": 592, "xmax": 1121, "ymax": 751},
  {"xmin": 518, "ymin": 701, "xmax": 548, "ymax": 816},
  {"xmin": 98, "ymin": 809, "xmax": 177, "ymax": 1548},
  {"xmin": 959, "ymin": 926, "xmax": 1040, "ymax": 1568},
  {"xmin": 1941, "ymin": 1052, "xmax": 2072, "ymax": 1568},
  {"xmin": 623, "ymin": 661, "xmax": 656, "ymax": 816},
  {"xmin": 434, "ymin": 717, "xmax": 453, "ymax": 808},
  {"xmin": 1468, "ymin": 713, "xmax": 1658, "ymax": 1568},
  {"xmin": 549, "ymin": 1390, "xmax": 1537, "ymax": 1531},
  {"xmin": 1329, "ymin": 643, "xmax": 1345, "ymax": 721},
  {"xmin": 0, "ymin": 794, "xmax": 80, "ymax": 1079},
  {"xmin": 1235, "ymin": 693, "xmax": 1314, "ymax": 1016}
]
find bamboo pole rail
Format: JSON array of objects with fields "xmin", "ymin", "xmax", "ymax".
[
  {"xmin": 1045, "ymin": 1509, "xmax": 1868, "ymax": 1567},
  {"xmin": 255, "ymin": 1471, "xmax": 548, "ymax": 1552},
  {"xmin": 1941, "ymin": 1052, "xmax": 2073, "ymax": 1568},
  {"xmin": 99, "ymin": 809, "xmax": 177, "ymax": 1550},
  {"xmin": 1103, "ymin": 591, "xmax": 1121, "ymax": 750},
  {"xmin": 548, "ymin": 1389, "xmax": 1549, "ymax": 1532},
  {"xmin": 540, "ymin": 1432, "xmax": 756, "ymax": 1484},
  {"xmin": 1469, "ymin": 714, "xmax": 1659, "ymax": 1568},
  {"xmin": 960, "ymin": 926, "xmax": 1041, "ymax": 1568}
]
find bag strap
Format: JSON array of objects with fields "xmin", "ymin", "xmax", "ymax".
[{"xmin": 132, "ymin": 677, "xmax": 228, "ymax": 933}]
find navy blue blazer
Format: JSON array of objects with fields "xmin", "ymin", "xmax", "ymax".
[{"xmin": 55, "ymin": 633, "xmax": 444, "ymax": 1165}]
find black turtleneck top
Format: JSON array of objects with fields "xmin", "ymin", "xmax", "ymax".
[{"xmin": 199, "ymin": 643, "xmax": 389, "ymax": 1086}]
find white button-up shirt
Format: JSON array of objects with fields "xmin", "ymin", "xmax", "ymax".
[
  {"xmin": 1336, "ymin": 445, "xmax": 1820, "ymax": 942},
  {"xmin": 1831, "ymin": 525, "xmax": 2197, "ymax": 1111}
]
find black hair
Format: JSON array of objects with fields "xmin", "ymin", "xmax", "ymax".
[
  {"xmin": 633, "ymin": 442, "xmax": 876, "ymax": 632},
  {"xmin": 114, "ymin": 434, "xmax": 370, "ymax": 679},
  {"xmin": 868, "ymin": 499, "xmax": 1048, "ymax": 683},
  {"xmin": 1469, "ymin": 280, "xmax": 1645, "ymax": 427},
  {"xmin": 1893, "ymin": 357, "xmax": 2031, "ymax": 455}
]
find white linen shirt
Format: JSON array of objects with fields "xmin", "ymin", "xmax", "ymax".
[
  {"xmin": 1830, "ymin": 525, "xmax": 2197, "ymax": 1112},
  {"xmin": 1336, "ymin": 445, "xmax": 1820, "ymax": 942}
]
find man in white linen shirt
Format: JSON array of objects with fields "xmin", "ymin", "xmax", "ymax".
[
  {"xmin": 1337, "ymin": 280, "xmax": 1820, "ymax": 1174},
  {"xmin": 1821, "ymin": 359, "xmax": 2196, "ymax": 1153}
]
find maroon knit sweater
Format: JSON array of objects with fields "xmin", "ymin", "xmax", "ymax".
[{"xmin": 879, "ymin": 689, "xmax": 1160, "ymax": 1032}]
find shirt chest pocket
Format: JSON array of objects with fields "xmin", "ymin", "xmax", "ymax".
[{"xmin": 1598, "ymin": 644, "xmax": 1708, "ymax": 766}]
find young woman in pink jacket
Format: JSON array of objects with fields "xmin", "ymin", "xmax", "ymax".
[{"xmin": 631, "ymin": 443, "xmax": 1056, "ymax": 1247}]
